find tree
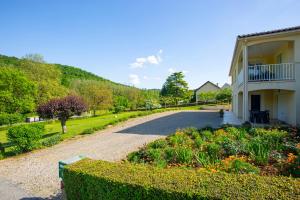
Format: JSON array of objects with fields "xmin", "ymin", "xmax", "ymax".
[
  {"xmin": 113, "ymin": 96, "xmax": 129, "ymax": 113},
  {"xmin": 22, "ymin": 53, "xmax": 45, "ymax": 63},
  {"xmin": 160, "ymin": 72, "xmax": 191, "ymax": 105},
  {"xmin": 198, "ymin": 91, "xmax": 217, "ymax": 103},
  {"xmin": 216, "ymin": 88, "xmax": 232, "ymax": 103},
  {"xmin": 18, "ymin": 60, "xmax": 67, "ymax": 104},
  {"xmin": 0, "ymin": 67, "xmax": 37, "ymax": 114},
  {"xmin": 37, "ymin": 95, "xmax": 87, "ymax": 134},
  {"xmin": 159, "ymin": 96, "xmax": 174, "ymax": 108},
  {"xmin": 71, "ymin": 80, "xmax": 113, "ymax": 116}
]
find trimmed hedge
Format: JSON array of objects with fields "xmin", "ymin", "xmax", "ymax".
[
  {"xmin": 63, "ymin": 159, "xmax": 300, "ymax": 200},
  {"xmin": 7, "ymin": 123, "xmax": 45, "ymax": 152}
]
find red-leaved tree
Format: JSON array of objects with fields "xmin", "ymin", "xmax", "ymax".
[{"xmin": 37, "ymin": 95, "xmax": 87, "ymax": 133}]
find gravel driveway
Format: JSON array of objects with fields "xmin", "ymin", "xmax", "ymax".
[{"xmin": 0, "ymin": 110, "xmax": 221, "ymax": 199}]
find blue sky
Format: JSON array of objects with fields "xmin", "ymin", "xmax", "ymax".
[{"xmin": 1, "ymin": 0, "xmax": 299, "ymax": 89}]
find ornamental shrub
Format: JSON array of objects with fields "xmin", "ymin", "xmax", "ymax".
[
  {"xmin": 7, "ymin": 123, "xmax": 45, "ymax": 152},
  {"xmin": 147, "ymin": 139, "xmax": 168, "ymax": 149},
  {"xmin": 63, "ymin": 159, "xmax": 300, "ymax": 200},
  {"xmin": 41, "ymin": 134, "xmax": 61, "ymax": 147},
  {"xmin": 247, "ymin": 137, "xmax": 270, "ymax": 165},
  {"xmin": 0, "ymin": 113, "xmax": 23, "ymax": 126},
  {"xmin": 174, "ymin": 147, "xmax": 193, "ymax": 164}
]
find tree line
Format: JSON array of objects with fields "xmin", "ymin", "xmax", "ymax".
[{"xmin": 0, "ymin": 54, "xmax": 232, "ymax": 132}]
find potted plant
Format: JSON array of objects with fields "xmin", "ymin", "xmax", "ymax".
[{"xmin": 219, "ymin": 109, "xmax": 224, "ymax": 118}]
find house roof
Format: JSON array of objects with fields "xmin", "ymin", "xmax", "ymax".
[
  {"xmin": 221, "ymin": 83, "xmax": 231, "ymax": 89},
  {"xmin": 229, "ymin": 25, "xmax": 300, "ymax": 76},
  {"xmin": 194, "ymin": 81, "xmax": 220, "ymax": 92},
  {"xmin": 237, "ymin": 26, "xmax": 300, "ymax": 39}
]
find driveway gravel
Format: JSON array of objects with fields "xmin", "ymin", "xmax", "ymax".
[{"xmin": 0, "ymin": 110, "xmax": 221, "ymax": 199}]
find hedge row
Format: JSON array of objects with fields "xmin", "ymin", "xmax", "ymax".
[
  {"xmin": 63, "ymin": 159, "xmax": 300, "ymax": 200},
  {"xmin": 0, "ymin": 113, "xmax": 23, "ymax": 126}
]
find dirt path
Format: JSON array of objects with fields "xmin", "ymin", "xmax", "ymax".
[{"xmin": 0, "ymin": 110, "xmax": 221, "ymax": 199}]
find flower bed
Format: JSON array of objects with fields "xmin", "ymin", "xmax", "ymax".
[{"xmin": 127, "ymin": 126, "xmax": 300, "ymax": 177}]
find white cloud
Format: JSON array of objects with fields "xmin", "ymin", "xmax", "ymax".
[
  {"xmin": 129, "ymin": 74, "xmax": 140, "ymax": 86},
  {"xmin": 143, "ymin": 75, "xmax": 161, "ymax": 80},
  {"xmin": 130, "ymin": 50, "xmax": 163, "ymax": 69}
]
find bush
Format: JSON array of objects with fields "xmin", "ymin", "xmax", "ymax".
[
  {"xmin": 200, "ymin": 130, "xmax": 213, "ymax": 141},
  {"xmin": 7, "ymin": 123, "xmax": 45, "ymax": 152},
  {"xmin": 229, "ymin": 159, "xmax": 260, "ymax": 174},
  {"xmin": 81, "ymin": 128, "xmax": 95, "ymax": 135},
  {"xmin": 63, "ymin": 159, "xmax": 300, "ymax": 200},
  {"xmin": 127, "ymin": 151, "xmax": 144, "ymax": 163},
  {"xmin": 174, "ymin": 147, "xmax": 193, "ymax": 164},
  {"xmin": 147, "ymin": 148, "xmax": 162, "ymax": 162},
  {"xmin": 164, "ymin": 147, "xmax": 176, "ymax": 163},
  {"xmin": 205, "ymin": 142, "xmax": 221, "ymax": 161},
  {"xmin": 247, "ymin": 137, "xmax": 270, "ymax": 165},
  {"xmin": 168, "ymin": 132, "xmax": 192, "ymax": 146},
  {"xmin": 147, "ymin": 139, "xmax": 168, "ymax": 149},
  {"xmin": 0, "ymin": 113, "xmax": 23, "ymax": 126},
  {"xmin": 195, "ymin": 151, "xmax": 211, "ymax": 167},
  {"xmin": 41, "ymin": 134, "xmax": 61, "ymax": 147},
  {"xmin": 194, "ymin": 136, "xmax": 204, "ymax": 148}
]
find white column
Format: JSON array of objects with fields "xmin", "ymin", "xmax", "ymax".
[{"xmin": 242, "ymin": 44, "xmax": 249, "ymax": 122}]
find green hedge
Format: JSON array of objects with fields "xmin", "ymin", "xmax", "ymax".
[
  {"xmin": 0, "ymin": 113, "xmax": 23, "ymax": 126},
  {"xmin": 7, "ymin": 123, "xmax": 45, "ymax": 152},
  {"xmin": 63, "ymin": 159, "xmax": 300, "ymax": 200}
]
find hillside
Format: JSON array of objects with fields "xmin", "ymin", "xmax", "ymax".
[
  {"xmin": 0, "ymin": 54, "xmax": 131, "ymax": 88},
  {"xmin": 0, "ymin": 54, "xmax": 160, "ymax": 115}
]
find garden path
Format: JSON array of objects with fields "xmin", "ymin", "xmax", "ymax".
[{"xmin": 0, "ymin": 110, "xmax": 221, "ymax": 199}]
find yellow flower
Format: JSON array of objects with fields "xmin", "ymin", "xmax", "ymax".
[
  {"xmin": 296, "ymin": 143, "xmax": 300, "ymax": 149},
  {"xmin": 287, "ymin": 153, "xmax": 297, "ymax": 163}
]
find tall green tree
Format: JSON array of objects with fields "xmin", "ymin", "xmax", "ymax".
[
  {"xmin": 18, "ymin": 60, "xmax": 67, "ymax": 103},
  {"xmin": 216, "ymin": 88, "xmax": 232, "ymax": 103},
  {"xmin": 71, "ymin": 80, "xmax": 113, "ymax": 116},
  {"xmin": 0, "ymin": 67, "xmax": 37, "ymax": 114},
  {"xmin": 160, "ymin": 72, "xmax": 191, "ymax": 104},
  {"xmin": 198, "ymin": 91, "xmax": 217, "ymax": 103}
]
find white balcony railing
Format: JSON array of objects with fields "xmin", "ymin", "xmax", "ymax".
[{"xmin": 248, "ymin": 63, "xmax": 295, "ymax": 82}]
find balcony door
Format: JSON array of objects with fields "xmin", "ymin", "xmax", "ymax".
[{"xmin": 251, "ymin": 95, "xmax": 261, "ymax": 111}]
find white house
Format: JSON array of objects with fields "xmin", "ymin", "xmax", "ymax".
[
  {"xmin": 195, "ymin": 81, "xmax": 220, "ymax": 102},
  {"xmin": 230, "ymin": 26, "xmax": 300, "ymax": 126}
]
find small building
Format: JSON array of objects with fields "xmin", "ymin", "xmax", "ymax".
[
  {"xmin": 221, "ymin": 83, "xmax": 231, "ymax": 89},
  {"xmin": 195, "ymin": 81, "xmax": 220, "ymax": 102}
]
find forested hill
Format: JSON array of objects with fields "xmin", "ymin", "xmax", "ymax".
[
  {"xmin": 0, "ymin": 54, "xmax": 128, "ymax": 88},
  {"xmin": 0, "ymin": 54, "xmax": 160, "ymax": 115}
]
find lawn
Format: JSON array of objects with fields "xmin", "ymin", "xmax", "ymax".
[
  {"xmin": 0, "ymin": 105, "xmax": 202, "ymax": 144},
  {"xmin": 127, "ymin": 126, "xmax": 300, "ymax": 177}
]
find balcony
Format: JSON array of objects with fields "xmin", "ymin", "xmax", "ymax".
[{"xmin": 248, "ymin": 63, "xmax": 295, "ymax": 82}]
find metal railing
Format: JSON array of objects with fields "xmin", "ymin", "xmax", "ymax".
[{"xmin": 248, "ymin": 63, "xmax": 295, "ymax": 81}]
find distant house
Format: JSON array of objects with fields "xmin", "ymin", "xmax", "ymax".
[
  {"xmin": 195, "ymin": 81, "xmax": 220, "ymax": 102},
  {"xmin": 221, "ymin": 83, "xmax": 231, "ymax": 89}
]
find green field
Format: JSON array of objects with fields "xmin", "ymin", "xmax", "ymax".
[{"xmin": 0, "ymin": 106, "xmax": 202, "ymax": 144}]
